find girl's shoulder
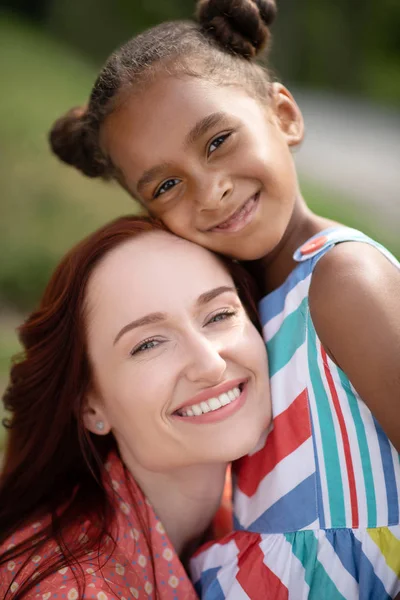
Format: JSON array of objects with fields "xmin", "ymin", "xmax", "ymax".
[{"xmin": 305, "ymin": 227, "xmax": 400, "ymax": 452}]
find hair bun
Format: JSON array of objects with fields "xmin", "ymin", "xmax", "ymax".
[
  {"xmin": 197, "ymin": 0, "xmax": 277, "ymax": 58},
  {"xmin": 49, "ymin": 106, "xmax": 107, "ymax": 178}
]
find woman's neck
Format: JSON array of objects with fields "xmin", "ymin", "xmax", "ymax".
[{"xmin": 126, "ymin": 458, "xmax": 228, "ymax": 557}]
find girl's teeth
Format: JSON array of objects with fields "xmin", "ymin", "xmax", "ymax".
[{"xmin": 177, "ymin": 385, "xmax": 242, "ymax": 417}]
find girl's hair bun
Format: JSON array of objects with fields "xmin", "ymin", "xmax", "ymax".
[
  {"xmin": 197, "ymin": 0, "xmax": 277, "ymax": 58},
  {"xmin": 49, "ymin": 106, "xmax": 107, "ymax": 178}
]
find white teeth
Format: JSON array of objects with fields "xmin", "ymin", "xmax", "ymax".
[
  {"xmin": 208, "ymin": 397, "xmax": 222, "ymax": 410},
  {"xmin": 220, "ymin": 393, "xmax": 231, "ymax": 406},
  {"xmin": 177, "ymin": 385, "xmax": 243, "ymax": 417}
]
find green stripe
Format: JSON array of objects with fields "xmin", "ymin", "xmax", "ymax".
[
  {"xmin": 266, "ymin": 297, "xmax": 307, "ymax": 377},
  {"xmin": 307, "ymin": 313, "xmax": 346, "ymax": 526},
  {"xmin": 337, "ymin": 368, "xmax": 377, "ymax": 528},
  {"xmin": 285, "ymin": 532, "xmax": 346, "ymax": 600}
]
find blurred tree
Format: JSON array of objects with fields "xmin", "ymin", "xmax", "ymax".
[
  {"xmin": 2, "ymin": 0, "xmax": 399, "ymax": 102},
  {"xmin": 0, "ymin": 0, "xmax": 48, "ymax": 20},
  {"xmin": 46, "ymin": 0, "xmax": 192, "ymax": 63},
  {"xmin": 270, "ymin": 0, "xmax": 400, "ymax": 102}
]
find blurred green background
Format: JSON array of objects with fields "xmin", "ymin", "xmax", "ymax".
[{"xmin": 1, "ymin": 0, "xmax": 400, "ymax": 448}]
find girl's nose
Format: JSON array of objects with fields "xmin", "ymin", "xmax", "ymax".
[
  {"xmin": 196, "ymin": 175, "xmax": 233, "ymax": 211},
  {"xmin": 184, "ymin": 334, "xmax": 226, "ymax": 384}
]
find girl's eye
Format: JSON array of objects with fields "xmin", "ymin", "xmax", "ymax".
[
  {"xmin": 205, "ymin": 309, "xmax": 237, "ymax": 326},
  {"xmin": 130, "ymin": 338, "xmax": 162, "ymax": 356},
  {"xmin": 208, "ymin": 133, "xmax": 231, "ymax": 156},
  {"xmin": 154, "ymin": 178, "xmax": 181, "ymax": 198}
]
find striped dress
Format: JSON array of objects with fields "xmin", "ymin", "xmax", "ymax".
[{"xmin": 191, "ymin": 227, "xmax": 400, "ymax": 599}]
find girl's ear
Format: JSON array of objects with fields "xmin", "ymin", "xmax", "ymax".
[
  {"xmin": 270, "ymin": 83, "xmax": 304, "ymax": 147},
  {"xmin": 82, "ymin": 392, "xmax": 111, "ymax": 435}
]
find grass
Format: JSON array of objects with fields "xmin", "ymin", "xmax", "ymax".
[
  {"xmin": 0, "ymin": 12, "xmax": 135, "ymax": 311},
  {"xmin": 0, "ymin": 14, "xmax": 398, "ymax": 450}
]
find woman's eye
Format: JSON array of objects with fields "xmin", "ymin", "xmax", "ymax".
[
  {"xmin": 130, "ymin": 339, "xmax": 161, "ymax": 356},
  {"xmin": 154, "ymin": 178, "xmax": 181, "ymax": 198},
  {"xmin": 206, "ymin": 309, "xmax": 237, "ymax": 326},
  {"xmin": 208, "ymin": 133, "xmax": 231, "ymax": 156}
]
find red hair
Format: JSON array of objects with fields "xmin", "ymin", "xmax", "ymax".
[{"xmin": 0, "ymin": 215, "xmax": 259, "ymax": 599}]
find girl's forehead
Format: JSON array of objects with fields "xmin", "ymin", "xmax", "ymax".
[
  {"xmin": 101, "ymin": 75, "xmax": 267, "ymax": 182},
  {"xmin": 104, "ymin": 74, "xmax": 260, "ymax": 139}
]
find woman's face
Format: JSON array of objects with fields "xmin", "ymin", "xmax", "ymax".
[{"xmin": 84, "ymin": 231, "xmax": 271, "ymax": 473}]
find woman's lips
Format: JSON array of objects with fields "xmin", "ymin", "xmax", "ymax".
[
  {"xmin": 172, "ymin": 381, "xmax": 248, "ymax": 424},
  {"xmin": 210, "ymin": 192, "xmax": 260, "ymax": 234}
]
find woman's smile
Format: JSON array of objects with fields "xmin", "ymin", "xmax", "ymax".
[{"xmin": 172, "ymin": 378, "xmax": 247, "ymax": 422}]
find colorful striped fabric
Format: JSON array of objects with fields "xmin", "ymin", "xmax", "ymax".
[{"xmin": 191, "ymin": 227, "xmax": 400, "ymax": 599}]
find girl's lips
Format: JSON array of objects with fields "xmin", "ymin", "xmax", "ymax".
[
  {"xmin": 210, "ymin": 192, "xmax": 260, "ymax": 234},
  {"xmin": 172, "ymin": 381, "xmax": 248, "ymax": 425}
]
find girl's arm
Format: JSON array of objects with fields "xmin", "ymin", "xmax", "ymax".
[{"xmin": 309, "ymin": 242, "xmax": 400, "ymax": 452}]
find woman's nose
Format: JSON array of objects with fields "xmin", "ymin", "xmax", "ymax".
[{"xmin": 184, "ymin": 334, "xmax": 226, "ymax": 384}]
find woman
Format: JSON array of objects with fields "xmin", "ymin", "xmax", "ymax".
[{"xmin": 0, "ymin": 216, "xmax": 271, "ymax": 599}]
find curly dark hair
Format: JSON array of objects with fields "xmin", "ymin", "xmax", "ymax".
[{"xmin": 49, "ymin": 0, "xmax": 277, "ymax": 183}]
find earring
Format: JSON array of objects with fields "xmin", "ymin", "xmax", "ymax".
[{"xmin": 95, "ymin": 421, "xmax": 105, "ymax": 432}]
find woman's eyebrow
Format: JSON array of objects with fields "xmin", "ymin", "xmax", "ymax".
[
  {"xmin": 114, "ymin": 312, "xmax": 166, "ymax": 345},
  {"xmin": 196, "ymin": 285, "xmax": 236, "ymax": 306},
  {"xmin": 113, "ymin": 286, "xmax": 236, "ymax": 345}
]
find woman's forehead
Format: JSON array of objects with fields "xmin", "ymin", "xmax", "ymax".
[{"xmin": 86, "ymin": 231, "xmax": 232, "ymax": 320}]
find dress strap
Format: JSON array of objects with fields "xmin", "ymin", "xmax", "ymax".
[{"xmin": 293, "ymin": 226, "xmax": 399, "ymax": 271}]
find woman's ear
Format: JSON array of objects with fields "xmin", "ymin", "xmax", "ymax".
[
  {"xmin": 270, "ymin": 83, "xmax": 304, "ymax": 147},
  {"xmin": 82, "ymin": 392, "xmax": 111, "ymax": 435}
]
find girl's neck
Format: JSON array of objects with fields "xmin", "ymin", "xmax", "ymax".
[
  {"xmin": 247, "ymin": 195, "xmax": 336, "ymax": 296},
  {"xmin": 127, "ymin": 458, "xmax": 227, "ymax": 558}
]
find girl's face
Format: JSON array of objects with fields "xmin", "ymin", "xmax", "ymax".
[
  {"xmin": 102, "ymin": 76, "xmax": 303, "ymax": 261},
  {"xmin": 84, "ymin": 231, "xmax": 271, "ymax": 473}
]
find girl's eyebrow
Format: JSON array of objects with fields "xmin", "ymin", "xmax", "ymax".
[
  {"xmin": 136, "ymin": 162, "xmax": 171, "ymax": 195},
  {"xmin": 136, "ymin": 112, "xmax": 228, "ymax": 195},
  {"xmin": 185, "ymin": 111, "xmax": 227, "ymax": 146}
]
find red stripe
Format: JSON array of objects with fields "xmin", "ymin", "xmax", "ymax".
[
  {"xmin": 235, "ymin": 389, "xmax": 311, "ymax": 496},
  {"xmin": 321, "ymin": 346, "xmax": 359, "ymax": 528},
  {"xmin": 235, "ymin": 534, "xmax": 289, "ymax": 599}
]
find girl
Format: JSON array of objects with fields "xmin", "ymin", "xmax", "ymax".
[
  {"xmin": 0, "ymin": 216, "xmax": 271, "ymax": 599},
  {"xmin": 49, "ymin": 0, "xmax": 400, "ymax": 597}
]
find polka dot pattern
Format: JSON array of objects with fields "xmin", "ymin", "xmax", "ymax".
[{"xmin": 0, "ymin": 452, "xmax": 197, "ymax": 599}]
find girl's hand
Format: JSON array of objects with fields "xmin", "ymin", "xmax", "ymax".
[{"xmin": 309, "ymin": 242, "xmax": 400, "ymax": 452}]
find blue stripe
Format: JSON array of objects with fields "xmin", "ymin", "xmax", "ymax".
[
  {"xmin": 310, "ymin": 409, "xmax": 326, "ymax": 529},
  {"xmin": 261, "ymin": 226, "xmax": 399, "ymax": 327},
  {"xmin": 338, "ymin": 369, "xmax": 377, "ymax": 528},
  {"xmin": 325, "ymin": 528, "xmax": 392, "ymax": 600},
  {"xmin": 285, "ymin": 530, "xmax": 346, "ymax": 600},
  {"xmin": 307, "ymin": 313, "xmax": 346, "ymax": 527},
  {"xmin": 325, "ymin": 529, "xmax": 358, "ymax": 581},
  {"xmin": 374, "ymin": 418, "xmax": 399, "ymax": 525},
  {"xmin": 244, "ymin": 474, "xmax": 318, "ymax": 533},
  {"xmin": 259, "ymin": 258, "xmax": 312, "ymax": 323},
  {"xmin": 194, "ymin": 567, "xmax": 225, "ymax": 600},
  {"xmin": 266, "ymin": 297, "xmax": 307, "ymax": 377}
]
